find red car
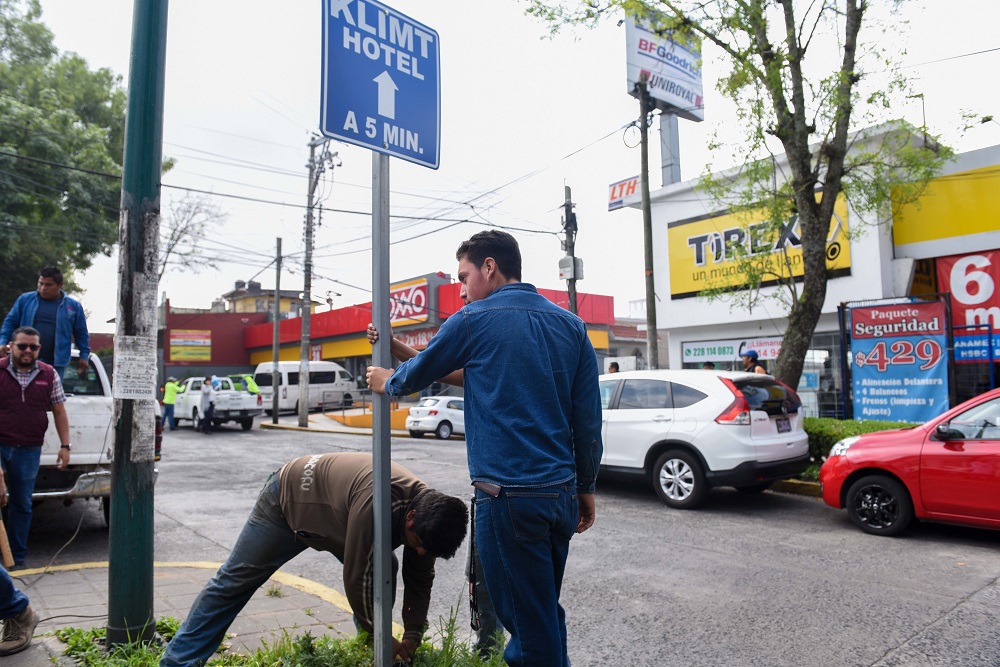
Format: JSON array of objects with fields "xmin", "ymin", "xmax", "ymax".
[{"xmin": 820, "ymin": 388, "xmax": 1000, "ymax": 536}]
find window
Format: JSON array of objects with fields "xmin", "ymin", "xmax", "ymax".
[
  {"xmin": 63, "ymin": 368, "xmax": 105, "ymax": 396},
  {"xmin": 599, "ymin": 380, "xmax": 618, "ymax": 409},
  {"xmin": 254, "ymin": 373, "xmax": 280, "ymax": 387},
  {"xmin": 618, "ymin": 379, "xmax": 670, "ymax": 410},
  {"xmin": 447, "ymin": 400, "xmax": 464, "ymax": 411},
  {"xmin": 416, "ymin": 398, "xmax": 439, "ymax": 408},
  {"xmin": 948, "ymin": 397, "xmax": 1000, "ymax": 440},
  {"xmin": 670, "ymin": 383, "xmax": 707, "ymax": 408},
  {"xmin": 287, "ymin": 372, "xmax": 299, "ymax": 385},
  {"xmin": 310, "ymin": 371, "xmax": 338, "ymax": 384},
  {"xmin": 339, "ymin": 371, "xmax": 353, "ymax": 382}
]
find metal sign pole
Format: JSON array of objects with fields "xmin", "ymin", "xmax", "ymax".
[{"xmin": 371, "ymin": 151, "xmax": 393, "ymax": 666}]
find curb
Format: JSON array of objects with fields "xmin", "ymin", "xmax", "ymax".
[
  {"xmin": 771, "ymin": 478, "xmax": 822, "ymax": 497},
  {"xmin": 259, "ymin": 422, "xmax": 411, "ymax": 438}
]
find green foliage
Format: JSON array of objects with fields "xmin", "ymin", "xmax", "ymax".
[
  {"xmin": 0, "ymin": 0, "xmax": 124, "ymax": 308},
  {"xmin": 803, "ymin": 416, "xmax": 915, "ymax": 463},
  {"xmin": 525, "ymin": 0, "xmax": 953, "ymax": 390},
  {"xmin": 53, "ymin": 612, "xmax": 507, "ymax": 667}
]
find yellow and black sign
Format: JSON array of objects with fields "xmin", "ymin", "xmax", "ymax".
[{"xmin": 667, "ymin": 195, "xmax": 851, "ymax": 299}]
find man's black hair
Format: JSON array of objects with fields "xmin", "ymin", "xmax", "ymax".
[
  {"xmin": 409, "ymin": 490, "xmax": 468, "ymax": 559},
  {"xmin": 39, "ymin": 267, "xmax": 63, "ymax": 285},
  {"xmin": 609, "ymin": 362, "xmax": 619, "ymax": 371},
  {"xmin": 12, "ymin": 326, "xmax": 40, "ymax": 340},
  {"xmin": 456, "ymin": 230, "xmax": 522, "ymax": 281}
]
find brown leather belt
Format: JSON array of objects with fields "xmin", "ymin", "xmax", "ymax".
[{"xmin": 472, "ymin": 481, "xmax": 501, "ymax": 497}]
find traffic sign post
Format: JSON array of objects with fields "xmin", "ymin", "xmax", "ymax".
[
  {"xmin": 321, "ymin": 2, "xmax": 440, "ymax": 663},
  {"xmin": 321, "ymin": 0, "xmax": 440, "ymax": 169}
]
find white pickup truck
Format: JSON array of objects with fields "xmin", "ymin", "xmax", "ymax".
[
  {"xmin": 36, "ymin": 351, "xmax": 162, "ymax": 524},
  {"xmin": 173, "ymin": 376, "xmax": 262, "ymax": 430}
]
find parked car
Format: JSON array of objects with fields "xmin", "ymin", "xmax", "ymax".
[
  {"xmin": 820, "ymin": 388, "xmax": 1000, "ymax": 536},
  {"xmin": 406, "ymin": 396, "xmax": 465, "ymax": 439},
  {"xmin": 598, "ymin": 370, "xmax": 809, "ymax": 509},
  {"xmin": 37, "ymin": 350, "xmax": 161, "ymax": 526}
]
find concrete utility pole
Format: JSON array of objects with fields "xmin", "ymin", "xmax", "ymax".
[
  {"xmin": 107, "ymin": 0, "xmax": 167, "ymax": 646},
  {"xmin": 562, "ymin": 185, "xmax": 579, "ymax": 315},
  {"xmin": 638, "ymin": 78, "xmax": 660, "ymax": 369},
  {"xmin": 298, "ymin": 137, "xmax": 331, "ymax": 427},
  {"xmin": 272, "ymin": 237, "xmax": 281, "ymax": 424}
]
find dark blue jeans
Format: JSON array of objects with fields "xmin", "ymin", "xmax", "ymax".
[
  {"xmin": 475, "ymin": 482, "xmax": 577, "ymax": 667},
  {"xmin": 0, "ymin": 567, "xmax": 28, "ymax": 618},
  {"xmin": 0, "ymin": 445, "xmax": 41, "ymax": 565},
  {"xmin": 163, "ymin": 403, "xmax": 176, "ymax": 431},
  {"xmin": 160, "ymin": 474, "xmax": 306, "ymax": 667}
]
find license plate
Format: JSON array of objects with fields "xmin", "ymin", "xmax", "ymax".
[{"xmin": 776, "ymin": 417, "xmax": 791, "ymax": 433}]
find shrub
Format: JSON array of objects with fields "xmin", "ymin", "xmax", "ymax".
[{"xmin": 804, "ymin": 417, "xmax": 915, "ymax": 462}]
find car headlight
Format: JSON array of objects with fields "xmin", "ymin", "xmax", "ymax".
[{"xmin": 828, "ymin": 436, "xmax": 860, "ymax": 458}]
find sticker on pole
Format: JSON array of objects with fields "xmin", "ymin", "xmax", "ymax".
[
  {"xmin": 321, "ymin": 0, "xmax": 440, "ymax": 169},
  {"xmin": 112, "ymin": 335, "xmax": 157, "ymax": 400}
]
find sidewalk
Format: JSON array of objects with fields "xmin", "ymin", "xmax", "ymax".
[
  {"xmin": 258, "ymin": 408, "xmax": 411, "ymax": 437},
  {"xmin": 6, "ymin": 561, "xmax": 362, "ymax": 666}
]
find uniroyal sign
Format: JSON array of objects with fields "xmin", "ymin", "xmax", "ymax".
[{"xmin": 389, "ymin": 278, "xmax": 429, "ymax": 325}]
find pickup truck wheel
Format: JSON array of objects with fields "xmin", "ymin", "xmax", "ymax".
[
  {"xmin": 192, "ymin": 409, "xmax": 201, "ymax": 431},
  {"xmin": 240, "ymin": 418, "xmax": 253, "ymax": 431},
  {"xmin": 342, "ymin": 394, "xmax": 353, "ymax": 407},
  {"xmin": 102, "ymin": 497, "xmax": 111, "ymax": 527}
]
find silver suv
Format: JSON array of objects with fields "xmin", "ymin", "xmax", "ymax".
[{"xmin": 598, "ymin": 370, "xmax": 809, "ymax": 508}]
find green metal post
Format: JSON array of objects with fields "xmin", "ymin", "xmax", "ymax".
[{"xmin": 108, "ymin": 0, "xmax": 169, "ymax": 646}]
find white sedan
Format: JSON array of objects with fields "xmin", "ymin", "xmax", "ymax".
[{"xmin": 406, "ymin": 396, "xmax": 465, "ymax": 439}]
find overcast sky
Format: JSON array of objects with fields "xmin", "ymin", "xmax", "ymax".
[{"xmin": 34, "ymin": 0, "xmax": 1000, "ymax": 331}]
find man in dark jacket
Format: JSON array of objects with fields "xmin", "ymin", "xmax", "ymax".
[
  {"xmin": 0, "ymin": 267, "xmax": 90, "ymax": 380},
  {"xmin": 0, "ymin": 326, "xmax": 72, "ymax": 567},
  {"xmin": 160, "ymin": 452, "xmax": 468, "ymax": 667}
]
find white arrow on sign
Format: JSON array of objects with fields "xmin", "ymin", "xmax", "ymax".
[{"xmin": 374, "ymin": 71, "xmax": 398, "ymax": 120}]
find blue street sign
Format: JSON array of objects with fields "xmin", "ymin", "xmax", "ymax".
[{"xmin": 321, "ymin": 0, "xmax": 440, "ymax": 169}]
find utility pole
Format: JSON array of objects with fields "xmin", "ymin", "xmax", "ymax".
[
  {"xmin": 638, "ymin": 78, "xmax": 660, "ymax": 369},
  {"xmin": 561, "ymin": 186, "xmax": 579, "ymax": 314},
  {"xmin": 107, "ymin": 0, "xmax": 167, "ymax": 646},
  {"xmin": 272, "ymin": 237, "xmax": 281, "ymax": 424},
  {"xmin": 298, "ymin": 137, "xmax": 330, "ymax": 428}
]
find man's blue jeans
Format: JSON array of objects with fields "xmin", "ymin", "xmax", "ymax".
[
  {"xmin": 475, "ymin": 482, "xmax": 577, "ymax": 667},
  {"xmin": 0, "ymin": 567, "xmax": 28, "ymax": 619},
  {"xmin": 162, "ymin": 403, "xmax": 176, "ymax": 431},
  {"xmin": 0, "ymin": 445, "xmax": 41, "ymax": 565},
  {"xmin": 160, "ymin": 474, "xmax": 305, "ymax": 667}
]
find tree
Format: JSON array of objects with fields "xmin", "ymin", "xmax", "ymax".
[
  {"xmin": 0, "ymin": 0, "xmax": 124, "ymax": 309},
  {"xmin": 528, "ymin": 0, "xmax": 953, "ymax": 388},
  {"xmin": 157, "ymin": 192, "xmax": 227, "ymax": 282}
]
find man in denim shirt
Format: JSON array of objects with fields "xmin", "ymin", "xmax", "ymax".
[{"xmin": 368, "ymin": 230, "xmax": 603, "ymax": 667}]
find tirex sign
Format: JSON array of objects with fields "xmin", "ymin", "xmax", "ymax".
[
  {"xmin": 608, "ymin": 176, "xmax": 640, "ymax": 211},
  {"xmin": 625, "ymin": 17, "xmax": 704, "ymax": 122},
  {"xmin": 667, "ymin": 195, "xmax": 851, "ymax": 299},
  {"xmin": 389, "ymin": 278, "xmax": 429, "ymax": 325},
  {"xmin": 850, "ymin": 301, "xmax": 949, "ymax": 422}
]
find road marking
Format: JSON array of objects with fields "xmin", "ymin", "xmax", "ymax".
[{"xmin": 16, "ymin": 560, "xmax": 404, "ymax": 636}]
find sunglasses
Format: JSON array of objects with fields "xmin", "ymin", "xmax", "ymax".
[{"xmin": 13, "ymin": 343, "xmax": 40, "ymax": 352}]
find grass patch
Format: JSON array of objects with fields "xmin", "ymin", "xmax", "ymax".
[
  {"xmin": 265, "ymin": 584, "xmax": 284, "ymax": 598},
  {"xmin": 54, "ymin": 610, "xmax": 507, "ymax": 667}
]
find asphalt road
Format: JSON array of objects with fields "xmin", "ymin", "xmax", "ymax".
[{"xmin": 26, "ymin": 421, "xmax": 1000, "ymax": 666}]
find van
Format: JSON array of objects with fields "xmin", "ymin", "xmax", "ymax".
[{"xmin": 254, "ymin": 361, "xmax": 357, "ymax": 413}]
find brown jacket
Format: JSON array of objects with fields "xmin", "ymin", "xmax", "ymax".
[{"xmin": 278, "ymin": 452, "xmax": 435, "ymax": 643}]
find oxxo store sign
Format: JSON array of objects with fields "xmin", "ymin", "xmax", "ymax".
[{"xmin": 389, "ymin": 278, "xmax": 429, "ymax": 325}]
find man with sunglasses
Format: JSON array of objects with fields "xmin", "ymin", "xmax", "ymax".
[
  {"xmin": 0, "ymin": 326, "xmax": 71, "ymax": 567},
  {"xmin": 0, "ymin": 266, "xmax": 91, "ymax": 381}
]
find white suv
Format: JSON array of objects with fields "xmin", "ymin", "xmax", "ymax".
[{"xmin": 599, "ymin": 370, "xmax": 809, "ymax": 508}]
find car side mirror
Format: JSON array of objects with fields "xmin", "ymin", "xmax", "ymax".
[{"xmin": 935, "ymin": 423, "xmax": 963, "ymax": 441}]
